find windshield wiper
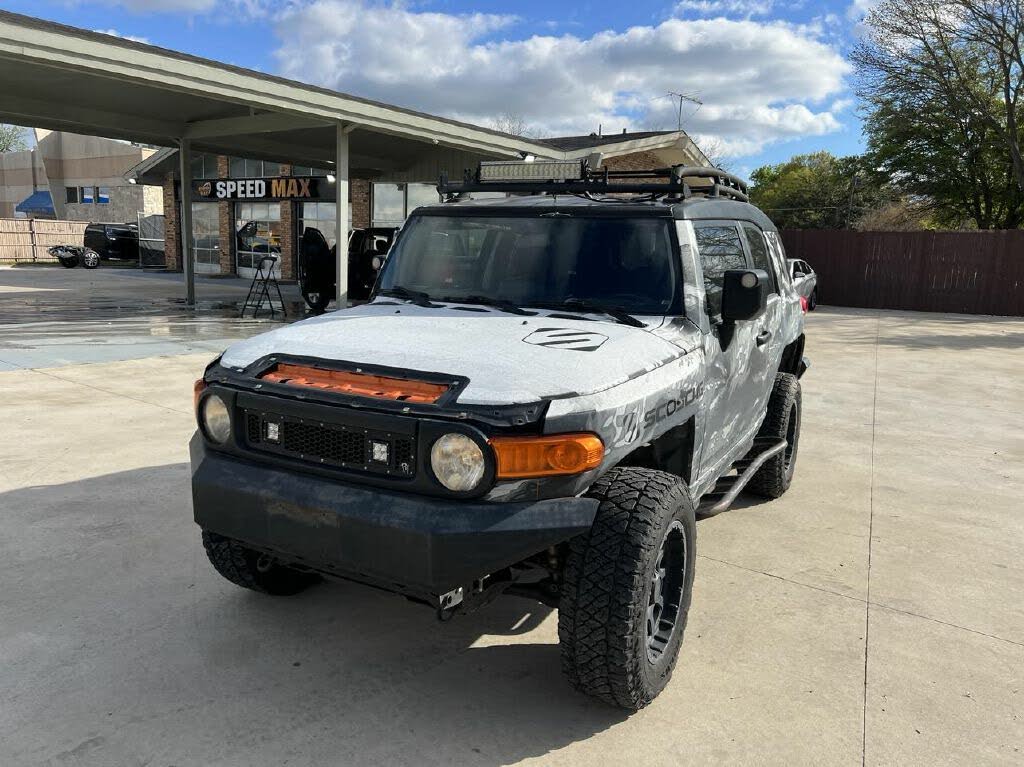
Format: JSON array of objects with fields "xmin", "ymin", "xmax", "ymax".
[
  {"xmin": 441, "ymin": 294, "xmax": 532, "ymax": 316},
  {"xmin": 528, "ymin": 299, "xmax": 647, "ymax": 328},
  {"xmin": 377, "ymin": 285, "xmax": 435, "ymax": 307}
]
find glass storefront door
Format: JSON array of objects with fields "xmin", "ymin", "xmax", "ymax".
[
  {"xmin": 192, "ymin": 203, "xmax": 220, "ymax": 274},
  {"xmin": 235, "ymin": 202, "xmax": 282, "ymax": 278}
]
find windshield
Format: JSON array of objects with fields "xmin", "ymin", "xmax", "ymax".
[{"xmin": 375, "ymin": 214, "xmax": 682, "ymax": 316}]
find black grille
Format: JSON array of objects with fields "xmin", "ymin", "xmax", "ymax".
[{"xmin": 242, "ymin": 410, "xmax": 415, "ymax": 478}]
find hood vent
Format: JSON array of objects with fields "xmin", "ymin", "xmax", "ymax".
[{"xmin": 259, "ymin": 363, "xmax": 450, "ymax": 404}]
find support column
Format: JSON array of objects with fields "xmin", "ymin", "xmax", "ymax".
[
  {"xmin": 335, "ymin": 124, "xmax": 350, "ymax": 308},
  {"xmin": 178, "ymin": 137, "xmax": 195, "ymax": 305}
]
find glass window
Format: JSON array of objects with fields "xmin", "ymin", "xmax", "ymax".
[
  {"xmin": 292, "ymin": 166, "xmax": 328, "ymax": 177},
  {"xmin": 96, "ymin": 186, "xmax": 110, "ymax": 204},
  {"xmin": 406, "ymin": 183, "xmax": 439, "ymax": 214},
  {"xmin": 189, "ymin": 154, "xmax": 219, "ymax": 180},
  {"xmin": 192, "ymin": 203, "xmax": 220, "ymax": 267},
  {"xmin": 65, "ymin": 186, "xmax": 79, "ymax": 204},
  {"xmin": 262, "ymin": 161, "xmax": 281, "ymax": 177},
  {"xmin": 299, "ymin": 201, "xmax": 338, "ymax": 251},
  {"xmin": 378, "ymin": 215, "xmax": 681, "ymax": 315},
  {"xmin": 372, "ymin": 183, "xmax": 405, "ymax": 226},
  {"xmin": 742, "ymin": 223, "xmax": 776, "ymax": 293},
  {"xmin": 229, "ymin": 156, "xmax": 247, "ymax": 178},
  {"xmin": 693, "ymin": 223, "xmax": 748, "ymax": 316},
  {"xmin": 235, "ymin": 200, "xmax": 282, "ymax": 271},
  {"xmin": 80, "ymin": 187, "xmax": 94, "ymax": 204}
]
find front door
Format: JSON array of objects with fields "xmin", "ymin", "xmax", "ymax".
[{"xmin": 691, "ymin": 221, "xmax": 770, "ymax": 480}]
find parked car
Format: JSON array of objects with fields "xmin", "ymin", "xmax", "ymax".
[
  {"xmin": 298, "ymin": 225, "xmax": 398, "ymax": 312},
  {"xmin": 191, "ymin": 160, "xmax": 808, "ymax": 710},
  {"xmin": 84, "ymin": 222, "xmax": 139, "ymax": 261},
  {"xmin": 789, "ymin": 258, "xmax": 818, "ymax": 310}
]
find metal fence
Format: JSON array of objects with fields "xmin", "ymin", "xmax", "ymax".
[
  {"xmin": 0, "ymin": 218, "xmax": 89, "ymax": 264},
  {"xmin": 780, "ymin": 229, "xmax": 1024, "ymax": 317}
]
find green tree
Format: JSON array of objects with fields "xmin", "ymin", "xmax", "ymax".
[
  {"xmin": 0, "ymin": 124, "xmax": 28, "ymax": 152},
  {"xmin": 862, "ymin": 87, "xmax": 1023, "ymax": 228},
  {"xmin": 852, "ymin": 0, "xmax": 1024, "ymax": 228},
  {"xmin": 748, "ymin": 152, "xmax": 892, "ymax": 230}
]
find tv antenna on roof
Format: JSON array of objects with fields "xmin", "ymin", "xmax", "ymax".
[{"xmin": 662, "ymin": 92, "xmax": 703, "ymax": 131}]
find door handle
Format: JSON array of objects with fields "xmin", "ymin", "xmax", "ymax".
[{"xmin": 756, "ymin": 330, "xmax": 771, "ymax": 347}]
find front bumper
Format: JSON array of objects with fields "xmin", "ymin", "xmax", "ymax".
[{"xmin": 190, "ymin": 435, "xmax": 599, "ymax": 598}]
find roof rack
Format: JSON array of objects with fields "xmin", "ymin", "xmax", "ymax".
[{"xmin": 437, "ymin": 160, "xmax": 749, "ymax": 203}]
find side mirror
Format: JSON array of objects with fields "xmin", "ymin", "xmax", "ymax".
[{"xmin": 721, "ymin": 269, "xmax": 769, "ymax": 322}]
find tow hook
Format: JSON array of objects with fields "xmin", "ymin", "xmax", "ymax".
[{"xmin": 436, "ymin": 587, "xmax": 464, "ymax": 621}]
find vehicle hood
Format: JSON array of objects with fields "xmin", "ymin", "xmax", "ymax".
[{"xmin": 219, "ymin": 302, "xmax": 693, "ymax": 405}]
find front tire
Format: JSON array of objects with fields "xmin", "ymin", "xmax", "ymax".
[
  {"xmin": 808, "ymin": 289, "xmax": 818, "ymax": 311},
  {"xmin": 201, "ymin": 531, "xmax": 321, "ymax": 595},
  {"xmin": 559, "ymin": 467, "xmax": 696, "ymax": 711},
  {"xmin": 747, "ymin": 373, "xmax": 801, "ymax": 498}
]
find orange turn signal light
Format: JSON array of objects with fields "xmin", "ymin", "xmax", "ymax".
[
  {"xmin": 490, "ymin": 433, "xmax": 604, "ymax": 479},
  {"xmin": 193, "ymin": 379, "xmax": 207, "ymax": 411}
]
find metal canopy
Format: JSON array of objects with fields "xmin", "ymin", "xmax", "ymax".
[{"xmin": 0, "ymin": 10, "xmax": 555, "ymax": 169}]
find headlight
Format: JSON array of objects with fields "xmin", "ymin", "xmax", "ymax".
[
  {"xmin": 199, "ymin": 393, "xmax": 232, "ymax": 444},
  {"xmin": 371, "ymin": 256, "xmax": 382, "ymax": 270},
  {"xmin": 430, "ymin": 433, "xmax": 485, "ymax": 492}
]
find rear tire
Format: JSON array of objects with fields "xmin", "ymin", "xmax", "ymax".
[
  {"xmin": 201, "ymin": 531, "xmax": 321, "ymax": 595},
  {"xmin": 558, "ymin": 467, "xmax": 696, "ymax": 711},
  {"xmin": 747, "ymin": 373, "xmax": 801, "ymax": 498}
]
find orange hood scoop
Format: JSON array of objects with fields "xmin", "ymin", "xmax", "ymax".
[{"xmin": 259, "ymin": 363, "xmax": 450, "ymax": 404}]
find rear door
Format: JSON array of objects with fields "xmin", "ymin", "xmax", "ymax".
[
  {"xmin": 83, "ymin": 225, "xmax": 105, "ymax": 253},
  {"xmin": 740, "ymin": 223, "xmax": 786, "ymax": 378},
  {"xmin": 691, "ymin": 221, "xmax": 763, "ymax": 476}
]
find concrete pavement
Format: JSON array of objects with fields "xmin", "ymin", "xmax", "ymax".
[{"xmin": 0, "ymin": 276, "xmax": 1021, "ymax": 765}]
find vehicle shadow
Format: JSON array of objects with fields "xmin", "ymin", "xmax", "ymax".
[{"xmin": 0, "ymin": 465, "xmax": 627, "ymax": 766}]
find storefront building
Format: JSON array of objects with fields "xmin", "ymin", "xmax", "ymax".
[{"xmin": 127, "ymin": 130, "xmax": 709, "ymax": 283}]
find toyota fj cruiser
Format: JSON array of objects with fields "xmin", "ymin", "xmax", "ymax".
[{"xmin": 191, "ymin": 161, "xmax": 808, "ymax": 710}]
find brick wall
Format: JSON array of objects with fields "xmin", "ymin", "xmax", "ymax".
[
  {"xmin": 163, "ymin": 173, "xmax": 179, "ymax": 271},
  {"xmin": 352, "ymin": 178, "xmax": 370, "ymax": 229},
  {"xmin": 216, "ymin": 156, "xmax": 232, "ymax": 275},
  {"xmin": 278, "ymin": 164, "xmax": 295, "ymax": 281}
]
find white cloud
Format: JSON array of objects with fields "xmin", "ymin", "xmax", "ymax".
[
  {"xmin": 92, "ymin": 28, "xmax": 151, "ymax": 44},
  {"xmin": 273, "ymin": 1, "xmax": 850, "ymax": 159},
  {"xmin": 674, "ymin": 0, "xmax": 775, "ymax": 17}
]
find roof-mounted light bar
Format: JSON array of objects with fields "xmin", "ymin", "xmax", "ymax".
[
  {"xmin": 479, "ymin": 159, "xmax": 584, "ymax": 182},
  {"xmin": 438, "ymin": 162, "xmax": 748, "ymax": 202}
]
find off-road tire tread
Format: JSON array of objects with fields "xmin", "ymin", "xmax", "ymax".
[
  {"xmin": 747, "ymin": 372, "xmax": 801, "ymax": 498},
  {"xmin": 559, "ymin": 467, "xmax": 694, "ymax": 710},
  {"xmin": 201, "ymin": 531, "xmax": 319, "ymax": 595}
]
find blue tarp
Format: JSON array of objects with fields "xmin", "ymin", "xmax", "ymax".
[{"xmin": 15, "ymin": 190, "xmax": 55, "ymax": 216}]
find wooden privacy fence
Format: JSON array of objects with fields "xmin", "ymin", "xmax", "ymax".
[
  {"xmin": 780, "ymin": 229, "xmax": 1024, "ymax": 316},
  {"xmin": 0, "ymin": 218, "xmax": 88, "ymax": 264}
]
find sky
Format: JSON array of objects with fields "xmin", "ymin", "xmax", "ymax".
[{"xmin": 3, "ymin": 0, "xmax": 876, "ymax": 178}]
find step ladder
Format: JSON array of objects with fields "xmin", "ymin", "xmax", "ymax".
[{"xmin": 241, "ymin": 254, "xmax": 287, "ymax": 318}]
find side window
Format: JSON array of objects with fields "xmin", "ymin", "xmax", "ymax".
[
  {"xmin": 741, "ymin": 224, "xmax": 777, "ymax": 293},
  {"xmin": 693, "ymin": 223, "xmax": 748, "ymax": 316}
]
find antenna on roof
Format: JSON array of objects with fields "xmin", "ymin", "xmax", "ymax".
[{"xmin": 662, "ymin": 91, "xmax": 703, "ymax": 131}]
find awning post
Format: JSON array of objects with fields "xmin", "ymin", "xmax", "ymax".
[
  {"xmin": 178, "ymin": 137, "xmax": 195, "ymax": 306},
  {"xmin": 335, "ymin": 124, "xmax": 350, "ymax": 308}
]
